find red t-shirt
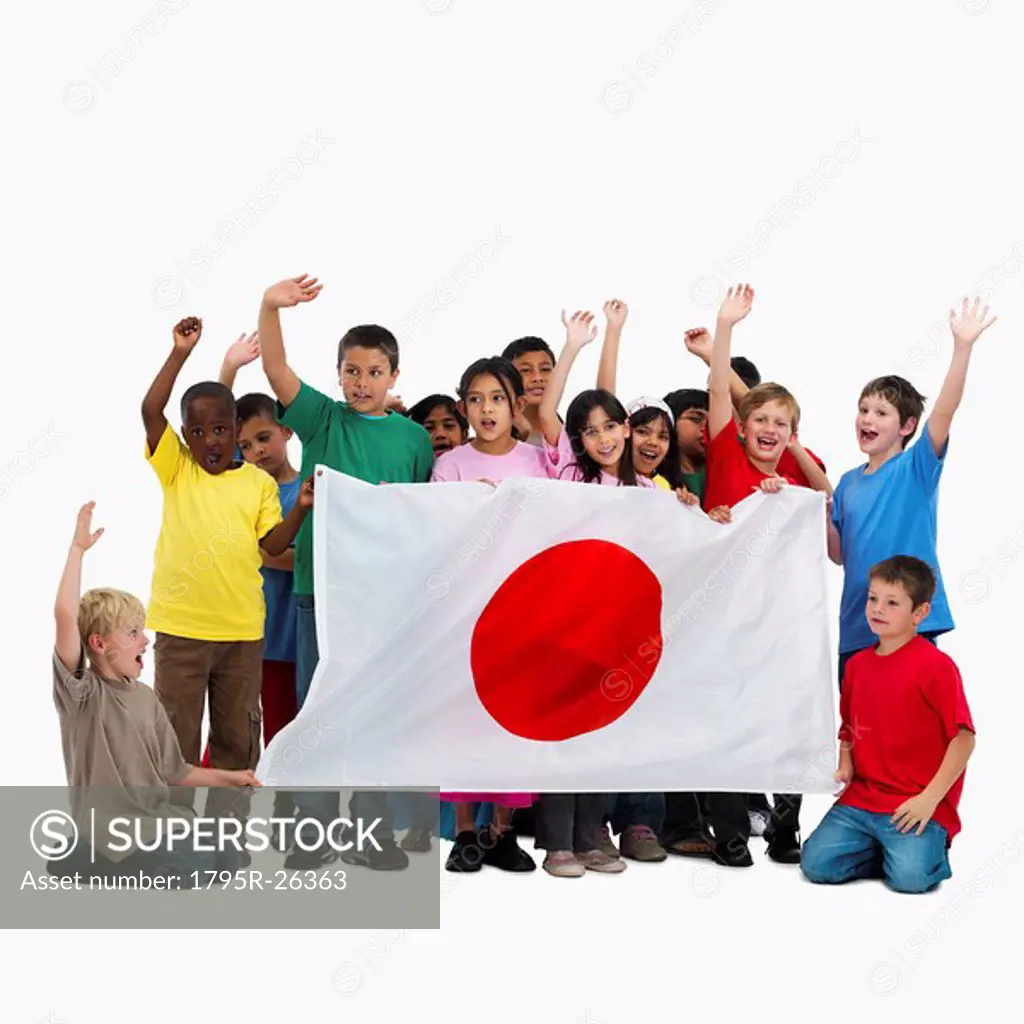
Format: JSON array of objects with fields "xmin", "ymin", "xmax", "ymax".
[
  {"xmin": 839, "ymin": 636, "xmax": 974, "ymax": 843},
  {"xmin": 702, "ymin": 427, "xmax": 799, "ymax": 511},
  {"xmin": 777, "ymin": 445, "xmax": 825, "ymax": 487}
]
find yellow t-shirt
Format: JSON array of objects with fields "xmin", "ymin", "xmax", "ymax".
[
  {"xmin": 653, "ymin": 474, "xmax": 671, "ymax": 490},
  {"xmin": 145, "ymin": 425, "xmax": 282, "ymax": 641}
]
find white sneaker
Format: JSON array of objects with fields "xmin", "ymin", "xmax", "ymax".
[{"xmin": 748, "ymin": 809, "xmax": 770, "ymax": 838}]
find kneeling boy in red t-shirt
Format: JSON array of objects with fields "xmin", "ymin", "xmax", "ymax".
[{"xmin": 801, "ymin": 555, "xmax": 975, "ymax": 893}]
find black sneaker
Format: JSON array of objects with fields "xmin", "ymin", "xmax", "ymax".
[
  {"xmin": 711, "ymin": 840, "xmax": 754, "ymax": 868},
  {"xmin": 480, "ymin": 828, "xmax": 536, "ymax": 872},
  {"xmin": 445, "ymin": 829, "xmax": 484, "ymax": 873},
  {"xmin": 340, "ymin": 837, "xmax": 409, "ymax": 871},
  {"xmin": 766, "ymin": 829, "xmax": 802, "ymax": 864},
  {"xmin": 400, "ymin": 826, "xmax": 433, "ymax": 853},
  {"xmin": 284, "ymin": 836, "xmax": 340, "ymax": 870}
]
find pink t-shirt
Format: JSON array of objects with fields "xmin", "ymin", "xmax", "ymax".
[
  {"xmin": 544, "ymin": 428, "xmax": 655, "ymax": 488},
  {"xmin": 431, "ymin": 440, "xmax": 549, "ymax": 483}
]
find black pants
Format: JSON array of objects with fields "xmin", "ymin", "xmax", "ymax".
[
  {"xmin": 706, "ymin": 792, "xmax": 802, "ymax": 848},
  {"xmin": 662, "ymin": 792, "xmax": 707, "ymax": 843},
  {"xmin": 535, "ymin": 794, "xmax": 606, "ymax": 852}
]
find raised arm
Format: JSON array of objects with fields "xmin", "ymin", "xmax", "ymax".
[
  {"xmin": 55, "ymin": 503, "xmax": 105, "ymax": 671},
  {"xmin": 258, "ymin": 274, "xmax": 322, "ymax": 408},
  {"xmin": 708, "ymin": 285, "xmax": 754, "ymax": 440},
  {"xmin": 540, "ymin": 310, "xmax": 598, "ymax": 445},
  {"xmin": 596, "ymin": 299, "xmax": 628, "ymax": 393},
  {"xmin": 683, "ymin": 326, "xmax": 751, "ymax": 410},
  {"xmin": 927, "ymin": 297, "xmax": 996, "ymax": 455},
  {"xmin": 259, "ymin": 477, "xmax": 313, "ymax": 556},
  {"xmin": 142, "ymin": 317, "xmax": 201, "ymax": 454},
  {"xmin": 218, "ymin": 331, "xmax": 261, "ymax": 390},
  {"xmin": 787, "ymin": 441, "xmax": 833, "ymax": 496}
]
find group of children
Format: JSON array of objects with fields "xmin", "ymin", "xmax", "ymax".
[{"xmin": 53, "ymin": 273, "xmax": 991, "ymax": 892}]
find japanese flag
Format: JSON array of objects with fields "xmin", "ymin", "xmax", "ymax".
[{"xmin": 257, "ymin": 468, "xmax": 837, "ymax": 794}]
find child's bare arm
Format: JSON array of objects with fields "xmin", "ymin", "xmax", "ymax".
[
  {"xmin": 179, "ymin": 766, "xmax": 261, "ymax": 788},
  {"xmin": 787, "ymin": 441, "xmax": 832, "ymax": 496},
  {"xmin": 540, "ymin": 310, "xmax": 598, "ymax": 445},
  {"xmin": 142, "ymin": 317, "xmax": 202, "ymax": 454},
  {"xmin": 219, "ymin": 331, "xmax": 260, "ymax": 390},
  {"xmin": 928, "ymin": 297, "xmax": 997, "ymax": 455},
  {"xmin": 684, "ymin": 327, "xmax": 750, "ymax": 411},
  {"xmin": 259, "ymin": 477, "xmax": 313, "ymax": 556},
  {"xmin": 55, "ymin": 503, "xmax": 105, "ymax": 671},
  {"xmin": 827, "ymin": 519, "xmax": 843, "ymax": 564},
  {"xmin": 596, "ymin": 299, "xmax": 628, "ymax": 393},
  {"xmin": 258, "ymin": 275, "xmax": 322, "ymax": 408},
  {"xmin": 891, "ymin": 728, "xmax": 975, "ymax": 835},
  {"xmin": 261, "ymin": 549, "xmax": 295, "ymax": 571},
  {"xmin": 708, "ymin": 286, "xmax": 754, "ymax": 440}
]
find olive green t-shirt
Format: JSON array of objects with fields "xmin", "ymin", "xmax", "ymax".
[
  {"xmin": 52, "ymin": 647, "xmax": 191, "ymax": 862},
  {"xmin": 278, "ymin": 382, "xmax": 435, "ymax": 595}
]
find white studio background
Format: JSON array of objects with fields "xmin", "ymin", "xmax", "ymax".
[{"xmin": 3, "ymin": 0, "xmax": 1022, "ymax": 1020}]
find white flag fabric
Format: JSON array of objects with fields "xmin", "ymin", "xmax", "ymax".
[{"xmin": 257, "ymin": 468, "xmax": 837, "ymax": 793}]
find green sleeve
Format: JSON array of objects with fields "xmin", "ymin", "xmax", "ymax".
[{"xmin": 277, "ymin": 381, "xmax": 338, "ymax": 444}]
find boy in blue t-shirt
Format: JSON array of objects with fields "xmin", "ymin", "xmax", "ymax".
[{"xmin": 829, "ymin": 297, "xmax": 996, "ymax": 683}]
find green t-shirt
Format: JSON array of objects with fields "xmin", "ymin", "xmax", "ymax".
[
  {"xmin": 680, "ymin": 467, "xmax": 706, "ymax": 503},
  {"xmin": 278, "ymin": 382, "xmax": 434, "ymax": 595}
]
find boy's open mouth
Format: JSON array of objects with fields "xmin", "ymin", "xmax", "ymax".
[
  {"xmin": 754, "ymin": 435, "xmax": 779, "ymax": 453},
  {"xmin": 859, "ymin": 427, "xmax": 879, "ymax": 444},
  {"xmin": 433, "ymin": 440, "xmax": 453, "ymax": 452},
  {"xmin": 204, "ymin": 453, "xmax": 223, "ymax": 468}
]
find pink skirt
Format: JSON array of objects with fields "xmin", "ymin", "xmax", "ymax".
[{"xmin": 440, "ymin": 793, "xmax": 536, "ymax": 808}]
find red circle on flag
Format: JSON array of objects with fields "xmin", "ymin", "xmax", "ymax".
[{"xmin": 470, "ymin": 539, "xmax": 664, "ymax": 741}]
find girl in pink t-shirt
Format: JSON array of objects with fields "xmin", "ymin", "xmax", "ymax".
[{"xmin": 432, "ymin": 355, "xmax": 544, "ymax": 875}]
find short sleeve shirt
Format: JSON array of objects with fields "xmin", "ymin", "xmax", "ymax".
[
  {"xmin": 838, "ymin": 637, "xmax": 974, "ymax": 842},
  {"xmin": 831, "ymin": 420, "xmax": 951, "ymax": 653},
  {"xmin": 703, "ymin": 426, "xmax": 798, "ymax": 510},
  {"xmin": 146, "ymin": 424, "xmax": 282, "ymax": 641},
  {"xmin": 53, "ymin": 647, "xmax": 192, "ymax": 861},
  {"xmin": 279, "ymin": 382, "xmax": 435, "ymax": 595}
]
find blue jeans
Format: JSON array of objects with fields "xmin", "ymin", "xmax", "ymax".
[
  {"xmin": 801, "ymin": 803, "xmax": 952, "ymax": 893},
  {"xmin": 608, "ymin": 792, "xmax": 666, "ymax": 834}
]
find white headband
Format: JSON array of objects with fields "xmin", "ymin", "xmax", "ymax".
[{"xmin": 626, "ymin": 396, "xmax": 673, "ymax": 420}]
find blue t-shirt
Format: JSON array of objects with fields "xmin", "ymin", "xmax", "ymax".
[
  {"xmin": 262, "ymin": 475, "xmax": 301, "ymax": 662},
  {"xmin": 831, "ymin": 419, "xmax": 952, "ymax": 653}
]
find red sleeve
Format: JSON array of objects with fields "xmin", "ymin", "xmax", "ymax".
[{"xmin": 921, "ymin": 657, "xmax": 975, "ymax": 741}]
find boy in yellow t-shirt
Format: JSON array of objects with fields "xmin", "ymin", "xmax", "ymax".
[{"xmin": 141, "ymin": 316, "xmax": 311, "ymax": 791}]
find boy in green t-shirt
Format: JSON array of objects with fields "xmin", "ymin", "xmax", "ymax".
[{"xmin": 257, "ymin": 274, "xmax": 434, "ymax": 871}]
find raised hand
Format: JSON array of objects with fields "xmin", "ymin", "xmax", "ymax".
[
  {"xmin": 561, "ymin": 309, "xmax": 599, "ymax": 347},
  {"xmin": 602, "ymin": 298, "xmax": 629, "ymax": 330},
  {"xmin": 386, "ymin": 393, "xmax": 407, "ymax": 415},
  {"xmin": 172, "ymin": 316, "xmax": 203, "ymax": 352},
  {"xmin": 683, "ymin": 326, "xmax": 713, "ymax": 363},
  {"xmin": 72, "ymin": 501, "xmax": 104, "ymax": 552},
  {"xmin": 263, "ymin": 274, "xmax": 323, "ymax": 311},
  {"xmin": 223, "ymin": 331, "xmax": 261, "ymax": 370},
  {"xmin": 949, "ymin": 296, "xmax": 997, "ymax": 349},
  {"xmin": 717, "ymin": 284, "xmax": 754, "ymax": 327}
]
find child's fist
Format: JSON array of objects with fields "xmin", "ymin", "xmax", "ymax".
[
  {"xmin": 603, "ymin": 299, "xmax": 629, "ymax": 329},
  {"xmin": 72, "ymin": 501, "xmax": 104, "ymax": 552},
  {"xmin": 833, "ymin": 764, "xmax": 853, "ymax": 788},
  {"xmin": 298, "ymin": 475, "xmax": 315, "ymax": 508},
  {"xmin": 228, "ymin": 769, "xmax": 261, "ymax": 788},
  {"xmin": 386, "ymin": 393, "xmax": 407, "ymax": 415},
  {"xmin": 683, "ymin": 327, "xmax": 713, "ymax": 363},
  {"xmin": 263, "ymin": 274, "xmax": 323, "ymax": 311},
  {"xmin": 756, "ymin": 475, "xmax": 787, "ymax": 495},
  {"xmin": 224, "ymin": 331, "xmax": 260, "ymax": 369},
  {"xmin": 674, "ymin": 486, "xmax": 699, "ymax": 507},
  {"xmin": 717, "ymin": 284, "xmax": 754, "ymax": 327},
  {"xmin": 949, "ymin": 296, "xmax": 997, "ymax": 348},
  {"xmin": 561, "ymin": 309, "xmax": 598, "ymax": 347},
  {"xmin": 707, "ymin": 505, "xmax": 732, "ymax": 524},
  {"xmin": 173, "ymin": 316, "xmax": 203, "ymax": 351}
]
